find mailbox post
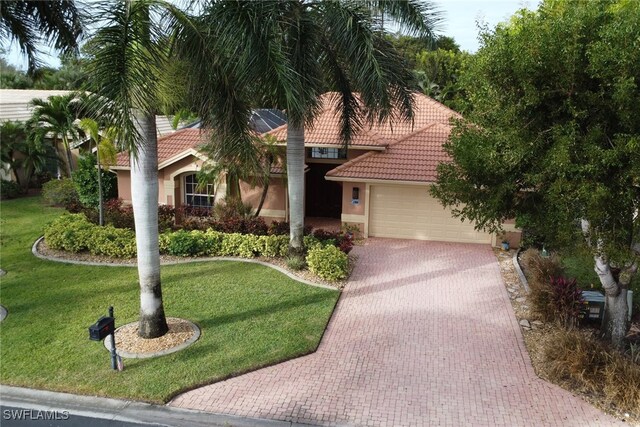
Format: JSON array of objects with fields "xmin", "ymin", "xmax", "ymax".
[{"xmin": 88, "ymin": 306, "xmax": 119, "ymax": 370}]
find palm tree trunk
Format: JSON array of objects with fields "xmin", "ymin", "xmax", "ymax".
[
  {"xmin": 255, "ymin": 179, "xmax": 270, "ymax": 218},
  {"xmin": 61, "ymin": 136, "xmax": 73, "ymax": 177},
  {"xmin": 131, "ymin": 111, "xmax": 168, "ymax": 339},
  {"xmin": 286, "ymin": 125, "xmax": 305, "ymax": 255},
  {"xmin": 96, "ymin": 148, "xmax": 104, "ymax": 226}
]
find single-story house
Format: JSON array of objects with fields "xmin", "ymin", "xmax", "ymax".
[{"xmin": 112, "ymin": 93, "xmax": 521, "ymax": 246}]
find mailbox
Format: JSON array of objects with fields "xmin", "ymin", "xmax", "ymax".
[{"xmin": 89, "ymin": 316, "xmax": 115, "ymax": 341}]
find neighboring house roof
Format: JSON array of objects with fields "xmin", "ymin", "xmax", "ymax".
[
  {"xmin": 0, "ymin": 89, "xmax": 75, "ymax": 122},
  {"xmin": 326, "ymin": 123, "xmax": 451, "ymax": 183},
  {"xmin": 0, "ymin": 89, "xmax": 181, "ymax": 138},
  {"xmin": 267, "ymin": 92, "xmax": 461, "ymax": 148}
]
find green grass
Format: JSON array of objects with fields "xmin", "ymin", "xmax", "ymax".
[{"xmin": 0, "ymin": 196, "xmax": 339, "ymax": 403}]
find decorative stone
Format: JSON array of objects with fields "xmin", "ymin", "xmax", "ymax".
[
  {"xmin": 532, "ymin": 320, "xmax": 544, "ymax": 326},
  {"xmin": 516, "ymin": 297, "xmax": 527, "ymax": 303},
  {"xmin": 0, "ymin": 269, "xmax": 5, "ymax": 277},
  {"xmin": 519, "ymin": 319, "xmax": 531, "ymax": 329}
]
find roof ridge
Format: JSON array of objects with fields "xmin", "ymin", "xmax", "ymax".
[
  {"xmin": 417, "ymin": 93, "xmax": 463, "ymax": 120},
  {"xmin": 324, "ymin": 123, "xmax": 438, "ymax": 178}
]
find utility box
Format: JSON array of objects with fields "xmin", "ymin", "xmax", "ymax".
[
  {"xmin": 580, "ymin": 291, "xmax": 605, "ymax": 323},
  {"xmin": 89, "ymin": 316, "xmax": 115, "ymax": 341}
]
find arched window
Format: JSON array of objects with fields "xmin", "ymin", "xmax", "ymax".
[{"xmin": 184, "ymin": 174, "xmax": 214, "ymax": 208}]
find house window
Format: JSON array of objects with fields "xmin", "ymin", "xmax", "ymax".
[
  {"xmin": 184, "ymin": 173, "xmax": 214, "ymax": 208},
  {"xmin": 309, "ymin": 147, "xmax": 347, "ymax": 159}
]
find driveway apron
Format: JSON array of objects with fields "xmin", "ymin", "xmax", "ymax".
[{"xmin": 170, "ymin": 239, "xmax": 622, "ymax": 426}]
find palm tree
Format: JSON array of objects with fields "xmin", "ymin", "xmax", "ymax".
[
  {"xmin": 27, "ymin": 94, "xmax": 83, "ymax": 178},
  {"xmin": 0, "ymin": 0, "xmax": 83, "ymax": 74},
  {"xmin": 83, "ymin": 0, "xmax": 199, "ymax": 338},
  {"xmin": 77, "ymin": 118, "xmax": 118, "ymax": 226},
  {"xmin": 177, "ymin": 0, "xmax": 440, "ymax": 254},
  {"xmin": 0, "ymin": 121, "xmax": 50, "ymax": 190}
]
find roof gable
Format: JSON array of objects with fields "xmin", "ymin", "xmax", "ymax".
[
  {"xmin": 326, "ymin": 123, "xmax": 452, "ymax": 183},
  {"xmin": 114, "ymin": 128, "xmax": 209, "ymax": 169}
]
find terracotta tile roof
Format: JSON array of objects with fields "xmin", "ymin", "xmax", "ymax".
[
  {"xmin": 326, "ymin": 123, "xmax": 451, "ymax": 183},
  {"xmin": 267, "ymin": 92, "xmax": 460, "ymax": 147},
  {"xmin": 115, "ymin": 128, "xmax": 209, "ymax": 168},
  {"xmin": 115, "ymin": 127, "xmax": 290, "ymax": 175}
]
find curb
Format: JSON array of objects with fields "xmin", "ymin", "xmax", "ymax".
[
  {"xmin": 512, "ymin": 248, "xmax": 530, "ymax": 293},
  {"xmin": 0, "ymin": 385, "xmax": 299, "ymax": 427},
  {"xmin": 32, "ymin": 236, "xmax": 336, "ymax": 290}
]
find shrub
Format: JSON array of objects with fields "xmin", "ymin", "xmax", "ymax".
[
  {"xmin": 104, "ymin": 198, "xmax": 135, "ymax": 229},
  {"xmin": 72, "ymin": 154, "xmax": 116, "ymax": 208},
  {"xmin": 220, "ymin": 233, "xmax": 256, "ymax": 258},
  {"xmin": 42, "ymin": 178, "xmax": 79, "ymax": 208},
  {"xmin": 157, "ymin": 205, "xmax": 175, "ymax": 232},
  {"xmin": 166, "ymin": 230, "xmax": 207, "ymax": 257},
  {"xmin": 268, "ymin": 221, "xmax": 312, "ymax": 236},
  {"xmin": 202, "ymin": 229, "xmax": 224, "ymax": 256},
  {"xmin": 244, "ymin": 217, "xmax": 268, "ymax": 235},
  {"xmin": 521, "ymin": 248, "xmax": 564, "ymax": 285},
  {"xmin": 521, "ymin": 249, "xmax": 583, "ymax": 325},
  {"xmin": 44, "ymin": 213, "xmax": 94, "ymax": 252},
  {"xmin": 549, "ymin": 276, "xmax": 584, "ymax": 327},
  {"xmin": 542, "ymin": 329, "xmax": 640, "ymax": 414},
  {"xmin": 286, "ymin": 255, "xmax": 306, "ymax": 271},
  {"xmin": 306, "ymin": 245, "xmax": 349, "ymax": 282},
  {"xmin": 0, "ymin": 179, "xmax": 22, "ymax": 199},
  {"xmin": 268, "ymin": 220, "xmax": 289, "ymax": 236},
  {"xmin": 214, "ymin": 198, "xmax": 253, "ymax": 220},
  {"xmin": 255, "ymin": 234, "xmax": 289, "ymax": 258},
  {"xmin": 87, "ymin": 225, "xmax": 136, "ymax": 258}
]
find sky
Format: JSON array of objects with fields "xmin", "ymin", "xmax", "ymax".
[{"xmin": 2, "ymin": 0, "xmax": 542, "ymax": 70}]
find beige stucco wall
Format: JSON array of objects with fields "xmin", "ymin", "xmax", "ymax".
[
  {"xmin": 116, "ymin": 170, "xmax": 132, "ymax": 203},
  {"xmin": 339, "ymin": 181, "xmax": 366, "ymax": 233},
  {"xmin": 240, "ymin": 177, "xmax": 287, "ymax": 220}
]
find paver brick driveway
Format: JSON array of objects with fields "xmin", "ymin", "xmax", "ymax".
[{"xmin": 171, "ymin": 239, "xmax": 622, "ymax": 426}]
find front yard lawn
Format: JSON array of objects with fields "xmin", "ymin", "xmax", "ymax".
[{"xmin": 0, "ymin": 196, "xmax": 339, "ymax": 403}]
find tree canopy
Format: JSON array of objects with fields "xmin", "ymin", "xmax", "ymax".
[{"xmin": 431, "ymin": 0, "xmax": 640, "ymax": 345}]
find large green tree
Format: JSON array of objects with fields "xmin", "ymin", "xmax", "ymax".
[
  {"xmin": 0, "ymin": 0, "xmax": 83, "ymax": 74},
  {"xmin": 177, "ymin": 0, "xmax": 440, "ymax": 254},
  {"xmin": 431, "ymin": 0, "xmax": 640, "ymax": 347}
]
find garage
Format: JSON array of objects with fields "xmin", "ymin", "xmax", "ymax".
[{"xmin": 368, "ymin": 184, "xmax": 492, "ymax": 244}]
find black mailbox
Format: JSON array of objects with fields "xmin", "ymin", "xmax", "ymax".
[{"xmin": 89, "ymin": 316, "xmax": 115, "ymax": 341}]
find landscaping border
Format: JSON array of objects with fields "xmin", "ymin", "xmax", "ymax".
[
  {"xmin": 104, "ymin": 318, "xmax": 201, "ymax": 359},
  {"xmin": 32, "ymin": 236, "xmax": 336, "ymax": 290},
  {"xmin": 513, "ymin": 248, "xmax": 530, "ymax": 293}
]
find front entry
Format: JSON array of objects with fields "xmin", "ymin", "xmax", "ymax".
[{"xmin": 305, "ymin": 164, "xmax": 342, "ymax": 218}]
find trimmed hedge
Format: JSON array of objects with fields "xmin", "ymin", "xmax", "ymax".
[
  {"xmin": 45, "ymin": 214, "xmax": 136, "ymax": 257},
  {"xmin": 306, "ymin": 245, "xmax": 349, "ymax": 282},
  {"xmin": 45, "ymin": 214, "xmax": 289, "ymax": 260},
  {"xmin": 44, "ymin": 214, "xmax": 350, "ymax": 282}
]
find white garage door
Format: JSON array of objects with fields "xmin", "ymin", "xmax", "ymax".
[{"xmin": 369, "ymin": 185, "xmax": 492, "ymax": 244}]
